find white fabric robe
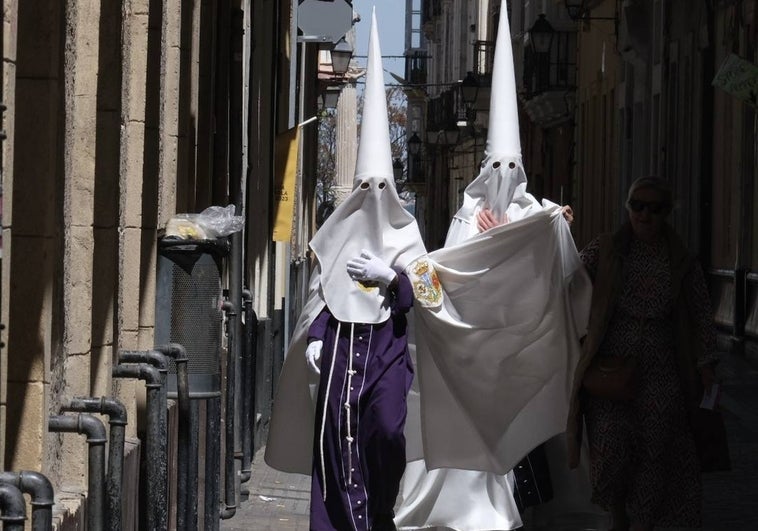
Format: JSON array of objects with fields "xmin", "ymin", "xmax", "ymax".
[
  {"xmin": 397, "ymin": 200, "xmax": 591, "ymax": 530},
  {"xmin": 413, "ymin": 206, "xmax": 591, "ymax": 474},
  {"xmin": 395, "ymin": 194, "xmax": 552, "ymax": 531}
]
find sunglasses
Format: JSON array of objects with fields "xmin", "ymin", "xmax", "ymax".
[{"xmin": 627, "ymin": 199, "xmax": 670, "ymax": 214}]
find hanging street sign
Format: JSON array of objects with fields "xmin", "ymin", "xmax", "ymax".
[
  {"xmin": 713, "ymin": 53, "xmax": 758, "ymax": 108},
  {"xmin": 297, "ymin": 0, "xmax": 353, "ymax": 43}
]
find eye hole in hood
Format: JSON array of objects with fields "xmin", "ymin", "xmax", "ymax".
[{"xmin": 360, "ymin": 182, "xmax": 370, "ymax": 190}]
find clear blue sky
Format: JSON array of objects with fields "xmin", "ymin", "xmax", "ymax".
[{"xmin": 352, "ymin": 0, "xmax": 407, "ymax": 84}]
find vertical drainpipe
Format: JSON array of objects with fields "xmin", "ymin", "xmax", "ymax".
[
  {"xmin": 118, "ymin": 350, "xmax": 170, "ymax": 526},
  {"xmin": 48, "ymin": 414, "xmax": 107, "ymax": 531},
  {"xmin": 700, "ymin": 0, "xmax": 715, "ymax": 269},
  {"xmin": 205, "ymin": 394, "xmax": 222, "ymax": 531},
  {"xmin": 229, "ymin": 0, "xmax": 246, "ymax": 506},
  {"xmin": 239, "ymin": 289, "xmax": 256, "ymax": 484},
  {"xmin": 213, "ymin": 0, "xmax": 234, "ymax": 523},
  {"xmin": 0, "ymin": 483, "xmax": 26, "ymax": 531},
  {"xmin": 219, "ymin": 299, "xmax": 238, "ymax": 519},
  {"xmin": 59, "ymin": 398, "xmax": 127, "ymax": 531},
  {"xmin": 154, "ymin": 343, "xmax": 193, "ymax": 530},
  {"xmin": 0, "ymin": 471, "xmax": 54, "ymax": 531},
  {"xmin": 112, "ymin": 363, "xmax": 167, "ymax": 530}
]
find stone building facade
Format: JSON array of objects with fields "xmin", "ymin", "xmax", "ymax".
[{"xmin": 0, "ymin": 0, "xmax": 305, "ymax": 527}]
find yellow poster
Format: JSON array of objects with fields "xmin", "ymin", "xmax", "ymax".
[{"xmin": 273, "ymin": 127, "xmax": 300, "ymax": 242}]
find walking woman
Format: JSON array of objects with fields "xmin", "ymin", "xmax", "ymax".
[{"xmin": 567, "ymin": 176, "xmax": 721, "ymax": 530}]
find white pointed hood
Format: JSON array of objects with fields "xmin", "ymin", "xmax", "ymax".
[
  {"xmin": 446, "ymin": 3, "xmax": 538, "ymax": 246},
  {"xmin": 309, "ymin": 8, "xmax": 426, "ymax": 324}
]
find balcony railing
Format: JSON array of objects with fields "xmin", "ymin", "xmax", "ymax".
[
  {"xmin": 405, "ymin": 50, "xmax": 428, "ymax": 86},
  {"xmin": 474, "ymin": 40, "xmax": 495, "ymax": 77},
  {"xmin": 426, "ymin": 88, "xmax": 457, "ymax": 133}
]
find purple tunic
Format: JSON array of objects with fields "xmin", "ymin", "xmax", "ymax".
[{"xmin": 308, "ymin": 273, "xmax": 414, "ymax": 531}]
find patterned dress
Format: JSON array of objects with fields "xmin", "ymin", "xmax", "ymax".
[{"xmin": 579, "ymin": 236, "xmax": 716, "ymax": 527}]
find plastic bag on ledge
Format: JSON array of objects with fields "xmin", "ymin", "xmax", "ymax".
[{"xmin": 164, "ymin": 205, "xmax": 245, "ymax": 240}]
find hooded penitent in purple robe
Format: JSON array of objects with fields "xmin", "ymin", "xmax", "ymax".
[
  {"xmin": 265, "ymin": 9, "xmax": 428, "ymax": 531},
  {"xmin": 308, "ymin": 276, "xmax": 414, "ymax": 530}
]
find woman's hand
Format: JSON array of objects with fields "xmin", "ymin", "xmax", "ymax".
[
  {"xmin": 561, "ymin": 205, "xmax": 574, "ymax": 225},
  {"xmin": 699, "ymin": 364, "xmax": 716, "ymax": 395},
  {"xmin": 476, "ymin": 208, "xmax": 508, "ymax": 232}
]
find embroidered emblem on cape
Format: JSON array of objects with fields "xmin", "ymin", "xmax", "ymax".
[
  {"xmin": 356, "ymin": 281, "xmax": 380, "ymax": 292},
  {"xmin": 407, "ymin": 257, "xmax": 443, "ymax": 308}
]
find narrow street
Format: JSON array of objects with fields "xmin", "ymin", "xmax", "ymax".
[{"xmin": 223, "ymin": 350, "xmax": 758, "ymax": 531}]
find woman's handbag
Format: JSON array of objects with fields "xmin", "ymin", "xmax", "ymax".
[
  {"xmin": 689, "ymin": 406, "xmax": 731, "ymax": 472},
  {"xmin": 582, "ymin": 355, "xmax": 639, "ymax": 401}
]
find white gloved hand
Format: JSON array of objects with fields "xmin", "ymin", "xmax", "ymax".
[
  {"xmin": 346, "ymin": 249, "xmax": 397, "ymax": 286},
  {"xmin": 305, "ymin": 340, "xmax": 323, "ymax": 374}
]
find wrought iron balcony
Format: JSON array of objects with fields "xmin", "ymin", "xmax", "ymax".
[{"xmin": 404, "ymin": 50, "xmax": 428, "ymax": 86}]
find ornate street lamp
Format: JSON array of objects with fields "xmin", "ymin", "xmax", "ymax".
[
  {"xmin": 322, "ymin": 85, "xmax": 342, "ymax": 109},
  {"xmin": 440, "ymin": 124, "xmax": 460, "ymax": 147},
  {"xmin": 393, "ymin": 158, "xmax": 404, "ymax": 182},
  {"xmin": 528, "ymin": 14, "xmax": 555, "ymax": 55},
  {"xmin": 330, "ymin": 38, "xmax": 353, "ymax": 75},
  {"xmin": 564, "ymin": 0, "xmax": 584, "ymax": 20},
  {"xmin": 460, "ymin": 71, "xmax": 480, "ymax": 107},
  {"xmin": 408, "ymin": 132, "xmax": 422, "ymax": 156}
]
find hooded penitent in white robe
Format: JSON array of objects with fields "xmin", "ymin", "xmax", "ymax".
[
  {"xmin": 413, "ymin": 209, "xmax": 591, "ymax": 472},
  {"xmin": 395, "ymin": 5, "xmax": 594, "ymax": 531},
  {"xmin": 396, "ymin": 207, "xmax": 592, "ymax": 531}
]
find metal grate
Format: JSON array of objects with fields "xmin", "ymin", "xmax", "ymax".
[
  {"xmin": 155, "ymin": 239, "xmax": 228, "ymax": 397},
  {"xmin": 168, "ymin": 258, "xmax": 223, "ymax": 375}
]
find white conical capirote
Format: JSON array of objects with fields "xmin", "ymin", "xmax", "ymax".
[
  {"xmin": 486, "ymin": 4, "xmax": 521, "ymax": 157},
  {"xmin": 354, "ymin": 8, "xmax": 394, "ymax": 182}
]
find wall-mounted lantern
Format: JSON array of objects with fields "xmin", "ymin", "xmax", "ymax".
[
  {"xmin": 439, "ymin": 124, "xmax": 460, "ymax": 147},
  {"xmin": 330, "ymin": 38, "xmax": 353, "ymax": 75},
  {"xmin": 392, "ymin": 158, "xmax": 404, "ymax": 182},
  {"xmin": 460, "ymin": 71, "xmax": 480, "ymax": 106},
  {"xmin": 528, "ymin": 14, "xmax": 555, "ymax": 55},
  {"xmin": 408, "ymin": 132, "xmax": 422, "ymax": 156},
  {"xmin": 322, "ymin": 85, "xmax": 342, "ymax": 109}
]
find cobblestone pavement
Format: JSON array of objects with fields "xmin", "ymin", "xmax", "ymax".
[
  {"xmin": 220, "ymin": 454, "xmax": 311, "ymax": 531},
  {"xmin": 223, "ymin": 351, "xmax": 758, "ymax": 530}
]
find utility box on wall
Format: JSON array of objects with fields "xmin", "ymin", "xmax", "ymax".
[{"xmin": 155, "ymin": 237, "xmax": 229, "ymax": 398}]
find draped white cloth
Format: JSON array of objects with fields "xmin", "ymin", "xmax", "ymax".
[
  {"xmin": 264, "ymin": 264, "xmax": 326, "ymax": 474},
  {"xmin": 413, "ymin": 207, "xmax": 591, "ymax": 475},
  {"xmin": 396, "ymin": 317, "xmax": 522, "ymax": 531}
]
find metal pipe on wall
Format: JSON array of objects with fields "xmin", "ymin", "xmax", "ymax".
[
  {"xmin": 240, "ymin": 288, "xmax": 257, "ymax": 485},
  {"xmin": 204, "ymin": 396, "xmax": 222, "ymax": 531},
  {"xmin": 229, "ymin": 2, "xmax": 246, "ymax": 507},
  {"xmin": 0, "ymin": 482, "xmax": 26, "ymax": 531},
  {"xmin": 48, "ymin": 414, "xmax": 107, "ymax": 531},
  {"xmin": 219, "ymin": 299, "xmax": 238, "ymax": 520},
  {"xmin": 189, "ymin": 400, "xmax": 200, "ymax": 530},
  {"xmin": 59, "ymin": 398, "xmax": 127, "ymax": 531},
  {"xmin": 112, "ymin": 363, "xmax": 167, "ymax": 530},
  {"xmin": 0, "ymin": 471, "xmax": 53, "ymax": 531},
  {"xmin": 118, "ymin": 351, "xmax": 169, "ymax": 529},
  {"xmin": 154, "ymin": 343, "xmax": 193, "ymax": 530}
]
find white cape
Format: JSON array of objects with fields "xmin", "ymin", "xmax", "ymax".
[
  {"xmin": 414, "ymin": 208, "xmax": 591, "ymax": 474},
  {"xmin": 396, "ymin": 313, "xmax": 522, "ymax": 531},
  {"xmin": 264, "ymin": 264, "xmax": 325, "ymax": 475}
]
